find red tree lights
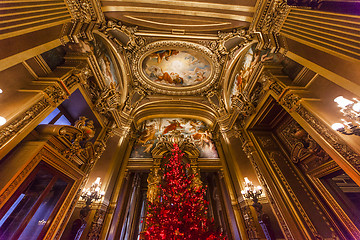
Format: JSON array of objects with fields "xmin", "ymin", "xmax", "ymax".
[{"xmin": 142, "ymin": 144, "xmax": 226, "ymax": 240}]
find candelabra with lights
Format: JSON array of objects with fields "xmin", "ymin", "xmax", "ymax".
[
  {"xmin": 241, "ymin": 177, "xmax": 274, "ymax": 240},
  {"xmin": 69, "ymin": 177, "xmax": 105, "ymax": 240},
  {"xmin": 241, "ymin": 177, "xmax": 263, "ymax": 213},
  {"xmin": 81, "ymin": 177, "xmax": 105, "ymax": 206},
  {"xmin": 331, "ymin": 96, "xmax": 360, "ymax": 136}
]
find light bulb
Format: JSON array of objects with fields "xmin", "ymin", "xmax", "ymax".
[
  {"xmin": 334, "ymin": 96, "xmax": 353, "ymax": 108},
  {"xmin": 0, "ymin": 116, "xmax": 6, "ymax": 126},
  {"xmin": 332, "ymin": 123, "xmax": 344, "ymax": 131},
  {"xmin": 257, "ymin": 186, "xmax": 262, "ymax": 190},
  {"xmin": 0, "ymin": 89, "xmax": 2, "ymax": 93},
  {"xmin": 94, "ymin": 177, "xmax": 101, "ymax": 185},
  {"xmin": 244, "ymin": 177, "xmax": 250, "ymax": 184},
  {"xmin": 352, "ymin": 102, "xmax": 360, "ymax": 112}
]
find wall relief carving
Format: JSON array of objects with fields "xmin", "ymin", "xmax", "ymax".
[
  {"xmin": 296, "ymin": 106, "xmax": 360, "ymax": 171},
  {"xmin": 0, "ymin": 99, "xmax": 49, "ymax": 147}
]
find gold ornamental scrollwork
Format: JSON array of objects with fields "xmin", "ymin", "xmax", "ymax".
[
  {"xmin": 201, "ymin": 28, "xmax": 253, "ymax": 63},
  {"xmin": 280, "ymin": 93, "xmax": 301, "ymax": 112},
  {"xmin": 131, "ymin": 41, "xmax": 221, "ymax": 96},
  {"xmin": 0, "ymin": 99, "xmax": 49, "ymax": 147},
  {"xmin": 99, "ymin": 21, "xmax": 145, "ymax": 52}
]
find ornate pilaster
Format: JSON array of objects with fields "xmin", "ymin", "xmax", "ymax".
[
  {"xmin": 235, "ymin": 130, "xmax": 295, "ymax": 240},
  {"xmin": 87, "ymin": 207, "xmax": 107, "ymax": 240}
]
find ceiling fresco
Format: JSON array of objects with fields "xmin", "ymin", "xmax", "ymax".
[
  {"xmin": 93, "ymin": 36, "xmax": 119, "ymax": 89},
  {"xmin": 230, "ymin": 46, "xmax": 284, "ymax": 104},
  {"xmin": 142, "ymin": 49, "xmax": 211, "ymax": 87},
  {"xmin": 130, "ymin": 118, "xmax": 219, "ymax": 159},
  {"xmin": 65, "ymin": 37, "xmax": 121, "ymax": 90}
]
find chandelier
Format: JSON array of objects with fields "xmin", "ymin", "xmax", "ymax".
[
  {"xmin": 81, "ymin": 177, "xmax": 105, "ymax": 206},
  {"xmin": 241, "ymin": 177, "xmax": 263, "ymax": 202},
  {"xmin": 331, "ymin": 96, "xmax": 360, "ymax": 136}
]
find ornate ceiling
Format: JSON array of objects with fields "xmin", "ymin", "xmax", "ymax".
[
  {"xmin": 60, "ymin": 0, "xmax": 295, "ymax": 134},
  {"xmin": 101, "ymin": 0, "xmax": 257, "ymax": 33}
]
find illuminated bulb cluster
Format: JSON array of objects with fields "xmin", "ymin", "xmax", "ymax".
[
  {"xmin": 80, "ymin": 177, "xmax": 105, "ymax": 206},
  {"xmin": 241, "ymin": 177, "xmax": 262, "ymax": 201},
  {"xmin": 143, "ymin": 144, "xmax": 226, "ymax": 239},
  {"xmin": 331, "ymin": 96, "xmax": 360, "ymax": 136}
]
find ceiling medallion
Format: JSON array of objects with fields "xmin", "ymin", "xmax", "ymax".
[{"xmin": 132, "ymin": 41, "xmax": 221, "ymax": 95}]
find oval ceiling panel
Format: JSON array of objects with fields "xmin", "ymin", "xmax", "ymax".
[{"xmin": 142, "ymin": 49, "xmax": 211, "ymax": 87}]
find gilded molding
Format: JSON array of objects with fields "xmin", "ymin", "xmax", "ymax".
[
  {"xmin": 0, "ymin": 99, "xmax": 49, "ymax": 147},
  {"xmin": 268, "ymin": 151, "xmax": 328, "ymax": 238},
  {"xmin": 261, "ymin": 1, "xmax": 289, "ymax": 34},
  {"xmin": 251, "ymin": 0, "xmax": 290, "ymax": 49},
  {"xmin": 240, "ymin": 139, "xmax": 294, "ymax": 240},
  {"xmin": 240, "ymin": 205, "xmax": 262, "ymax": 239},
  {"xmin": 131, "ymin": 41, "xmax": 221, "ymax": 96},
  {"xmin": 65, "ymin": 0, "xmax": 97, "ymax": 23},
  {"xmin": 45, "ymin": 181, "xmax": 81, "ymax": 240},
  {"xmin": 100, "ymin": 21, "xmax": 145, "ymax": 52},
  {"xmin": 94, "ymin": 87, "xmax": 122, "ymax": 114},
  {"xmin": 268, "ymin": 79, "xmax": 284, "ymax": 96},
  {"xmin": 0, "ymin": 149, "xmax": 42, "ymax": 207},
  {"xmin": 201, "ymin": 29, "xmax": 253, "ymax": 62},
  {"xmin": 311, "ymin": 177, "xmax": 360, "ymax": 239}
]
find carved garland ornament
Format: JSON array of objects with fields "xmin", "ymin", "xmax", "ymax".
[
  {"xmin": 65, "ymin": 0, "xmax": 96, "ymax": 23},
  {"xmin": 0, "ymin": 99, "xmax": 49, "ymax": 146},
  {"xmin": 131, "ymin": 41, "xmax": 221, "ymax": 96}
]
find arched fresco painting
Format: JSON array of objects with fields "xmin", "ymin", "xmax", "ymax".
[
  {"xmin": 142, "ymin": 50, "xmax": 211, "ymax": 87},
  {"xmin": 66, "ymin": 37, "xmax": 120, "ymax": 89},
  {"xmin": 93, "ymin": 36, "xmax": 119, "ymax": 88},
  {"xmin": 230, "ymin": 46, "xmax": 284, "ymax": 101},
  {"xmin": 130, "ymin": 118, "xmax": 219, "ymax": 158}
]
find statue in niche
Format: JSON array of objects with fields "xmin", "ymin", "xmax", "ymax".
[{"xmin": 147, "ymin": 167, "xmax": 161, "ymax": 203}]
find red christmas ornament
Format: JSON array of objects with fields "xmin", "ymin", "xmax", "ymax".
[{"xmin": 142, "ymin": 143, "xmax": 226, "ymax": 240}]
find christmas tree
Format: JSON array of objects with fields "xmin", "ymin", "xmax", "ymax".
[{"xmin": 143, "ymin": 144, "xmax": 226, "ymax": 240}]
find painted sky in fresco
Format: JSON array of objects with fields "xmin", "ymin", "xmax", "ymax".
[
  {"xmin": 142, "ymin": 50, "xmax": 211, "ymax": 87},
  {"xmin": 130, "ymin": 118, "xmax": 219, "ymax": 158}
]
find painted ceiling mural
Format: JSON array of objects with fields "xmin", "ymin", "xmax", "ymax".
[
  {"xmin": 65, "ymin": 38, "xmax": 120, "ymax": 89},
  {"xmin": 130, "ymin": 118, "xmax": 219, "ymax": 158},
  {"xmin": 142, "ymin": 49, "xmax": 211, "ymax": 87},
  {"xmin": 230, "ymin": 45, "xmax": 284, "ymax": 102},
  {"xmin": 93, "ymin": 36, "xmax": 119, "ymax": 89}
]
